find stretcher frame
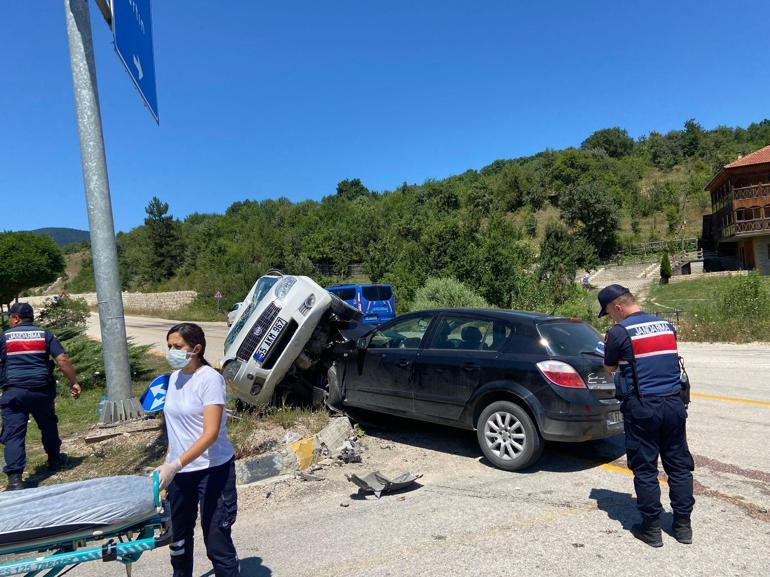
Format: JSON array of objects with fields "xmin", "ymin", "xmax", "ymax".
[{"xmin": 0, "ymin": 473, "xmax": 170, "ymax": 577}]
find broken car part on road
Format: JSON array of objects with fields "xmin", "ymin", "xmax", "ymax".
[{"xmin": 347, "ymin": 471, "xmax": 423, "ymax": 498}]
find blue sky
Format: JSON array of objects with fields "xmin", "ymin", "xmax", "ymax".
[{"xmin": 2, "ymin": 1, "xmax": 769, "ymax": 232}]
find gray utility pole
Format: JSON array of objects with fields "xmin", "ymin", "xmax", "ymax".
[{"xmin": 64, "ymin": 0, "xmax": 143, "ymax": 424}]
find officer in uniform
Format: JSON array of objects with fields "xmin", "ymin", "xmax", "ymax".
[
  {"xmin": 599, "ymin": 284, "xmax": 694, "ymax": 547},
  {"xmin": 0, "ymin": 303, "xmax": 81, "ymax": 491}
]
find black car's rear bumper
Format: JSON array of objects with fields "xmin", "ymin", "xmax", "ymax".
[{"xmin": 539, "ymin": 407, "xmax": 624, "ymax": 442}]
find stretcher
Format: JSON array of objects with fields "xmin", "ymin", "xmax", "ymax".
[{"xmin": 0, "ymin": 474, "xmax": 170, "ymax": 576}]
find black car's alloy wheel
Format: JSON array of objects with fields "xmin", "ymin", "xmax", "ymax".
[{"xmin": 477, "ymin": 400, "xmax": 543, "ymax": 471}]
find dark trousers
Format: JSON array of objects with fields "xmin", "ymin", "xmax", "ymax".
[
  {"xmin": 0, "ymin": 387, "xmax": 61, "ymax": 475},
  {"xmin": 167, "ymin": 458, "xmax": 240, "ymax": 577},
  {"xmin": 622, "ymin": 394, "xmax": 695, "ymax": 520}
]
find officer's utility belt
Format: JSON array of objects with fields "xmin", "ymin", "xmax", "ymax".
[{"xmin": 616, "ymin": 325, "xmax": 691, "ymax": 407}]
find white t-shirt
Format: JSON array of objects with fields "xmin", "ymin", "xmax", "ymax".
[{"xmin": 163, "ymin": 365, "xmax": 235, "ymax": 473}]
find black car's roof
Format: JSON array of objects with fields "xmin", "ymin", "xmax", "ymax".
[{"xmin": 408, "ymin": 308, "xmax": 567, "ymax": 322}]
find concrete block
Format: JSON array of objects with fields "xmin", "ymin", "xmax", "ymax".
[
  {"xmin": 315, "ymin": 416, "xmax": 354, "ymax": 456},
  {"xmin": 235, "ymin": 450, "xmax": 297, "ymax": 485}
]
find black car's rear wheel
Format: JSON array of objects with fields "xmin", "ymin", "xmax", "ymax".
[{"xmin": 476, "ymin": 401, "xmax": 543, "ymax": 471}]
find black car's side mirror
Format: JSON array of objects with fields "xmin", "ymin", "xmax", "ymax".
[
  {"xmin": 356, "ymin": 336, "xmax": 370, "ymax": 375},
  {"xmin": 356, "ymin": 336, "xmax": 369, "ymax": 351}
]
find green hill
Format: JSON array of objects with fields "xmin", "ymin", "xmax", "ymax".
[
  {"xmin": 29, "ymin": 227, "xmax": 89, "ymax": 248},
  {"xmin": 68, "ymin": 119, "xmax": 770, "ymax": 316}
]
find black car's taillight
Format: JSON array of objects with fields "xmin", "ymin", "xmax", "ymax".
[{"xmin": 536, "ymin": 360, "xmax": 587, "ymax": 389}]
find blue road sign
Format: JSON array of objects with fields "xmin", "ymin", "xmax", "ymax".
[
  {"xmin": 112, "ymin": 0, "xmax": 159, "ymax": 122},
  {"xmin": 139, "ymin": 373, "xmax": 170, "ymax": 413}
]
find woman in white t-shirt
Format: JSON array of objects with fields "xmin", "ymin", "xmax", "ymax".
[{"xmin": 154, "ymin": 323, "xmax": 240, "ymax": 577}]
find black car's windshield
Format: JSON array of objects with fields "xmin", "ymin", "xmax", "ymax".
[{"xmin": 537, "ymin": 321, "xmax": 603, "ymax": 357}]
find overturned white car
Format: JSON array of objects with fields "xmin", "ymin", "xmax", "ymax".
[{"xmin": 221, "ymin": 272, "xmax": 363, "ymax": 407}]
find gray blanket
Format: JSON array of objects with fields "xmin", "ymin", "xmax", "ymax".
[{"xmin": 0, "ymin": 476, "xmax": 157, "ymax": 545}]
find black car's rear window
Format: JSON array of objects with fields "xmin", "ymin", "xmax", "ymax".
[
  {"xmin": 362, "ymin": 285, "xmax": 393, "ymax": 301},
  {"xmin": 537, "ymin": 321, "xmax": 603, "ymax": 357},
  {"xmin": 329, "ymin": 287, "xmax": 357, "ymax": 301}
]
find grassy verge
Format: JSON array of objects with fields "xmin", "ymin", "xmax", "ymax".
[
  {"xmin": 21, "ymin": 352, "xmax": 330, "ymax": 485},
  {"xmin": 228, "ymin": 405, "xmax": 330, "ymax": 459},
  {"xmin": 647, "ymin": 276, "xmax": 754, "ymax": 310},
  {"xmin": 648, "ymin": 274, "xmax": 770, "ymax": 342},
  {"xmin": 22, "ymin": 355, "xmax": 170, "ymax": 485}
]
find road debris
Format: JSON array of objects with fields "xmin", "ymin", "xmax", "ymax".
[
  {"xmin": 316, "ymin": 416, "xmax": 355, "ymax": 457},
  {"xmin": 338, "ymin": 441, "xmax": 363, "ymax": 464},
  {"xmin": 346, "ymin": 471, "xmax": 423, "ymax": 498},
  {"xmin": 294, "ymin": 471, "xmax": 323, "ymax": 482}
]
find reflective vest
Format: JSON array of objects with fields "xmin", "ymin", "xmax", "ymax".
[
  {"xmin": 2, "ymin": 324, "xmax": 57, "ymax": 390},
  {"xmin": 617, "ymin": 313, "xmax": 681, "ymax": 397}
]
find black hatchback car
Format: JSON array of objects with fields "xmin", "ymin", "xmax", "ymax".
[{"xmin": 328, "ymin": 309, "xmax": 623, "ymax": 471}]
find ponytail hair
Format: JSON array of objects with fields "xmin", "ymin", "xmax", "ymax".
[{"xmin": 166, "ymin": 323, "xmax": 211, "ymax": 366}]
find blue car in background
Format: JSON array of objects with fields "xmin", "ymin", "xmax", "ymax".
[{"xmin": 326, "ymin": 283, "xmax": 396, "ymax": 325}]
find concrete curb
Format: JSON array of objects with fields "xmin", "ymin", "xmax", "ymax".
[{"xmin": 234, "ymin": 416, "xmax": 354, "ymax": 486}]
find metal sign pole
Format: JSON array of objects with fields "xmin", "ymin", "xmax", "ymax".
[{"xmin": 64, "ymin": 0, "xmax": 143, "ymax": 424}]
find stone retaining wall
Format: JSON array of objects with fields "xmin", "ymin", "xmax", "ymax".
[{"xmin": 23, "ymin": 290, "xmax": 198, "ymax": 312}]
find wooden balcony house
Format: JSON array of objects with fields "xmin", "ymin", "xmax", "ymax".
[{"xmin": 703, "ymin": 145, "xmax": 770, "ymax": 274}]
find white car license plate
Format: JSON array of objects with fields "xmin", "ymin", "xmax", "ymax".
[
  {"xmin": 606, "ymin": 411, "xmax": 623, "ymax": 426},
  {"xmin": 253, "ymin": 318, "xmax": 287, "ymax": 363}
]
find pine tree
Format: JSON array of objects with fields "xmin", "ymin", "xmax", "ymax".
[
  {"xmin": 660, "ymin": 252, "xmax": 672, "ymax": 284},
  {"xmin": 144, "ymin": 197, "xmax": 182, "ymax": 283}
]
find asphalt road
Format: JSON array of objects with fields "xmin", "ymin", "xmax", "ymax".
[
  {"xmin": 67, "ymin": 335, "xmax": 768, "ymax": 577},
  {"xmin": 86, "ymin": 313, "xmax": 230, "ymax": 363}
]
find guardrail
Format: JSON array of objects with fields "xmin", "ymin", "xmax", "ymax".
[{"xmin": 621, "ymin": 238, "xmax": 699, "ymax": 255}]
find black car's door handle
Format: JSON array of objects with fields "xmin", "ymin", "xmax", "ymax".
[
  {"xmin": 397, "ymin": 359, "xmax": 411, "ymax": 368},
  {"xmin": 462, "ymin": 364, "xmax": 480, "ymax": 372}
]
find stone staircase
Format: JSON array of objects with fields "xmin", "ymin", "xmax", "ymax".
[{"xmin": 581, "ymin": 261, "xmax": 660, "ymax": 302}]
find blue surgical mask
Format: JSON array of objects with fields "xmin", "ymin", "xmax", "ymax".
[{"xmin": 167, "ymin": 349, "xmax": 194, "ymax": 370}]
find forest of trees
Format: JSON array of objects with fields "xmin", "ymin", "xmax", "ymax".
[{"xmin": 67, "ymin": 119, "xmax": 770, "ymax": 314}]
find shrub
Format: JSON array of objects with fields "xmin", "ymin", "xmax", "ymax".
[
  {"xmin": 717, "ymin": 273, "xmax": 770, "ymax": 320},
  {"xmin": 524, "ymin": 212, "xmax": 537, "ymax": 238},
  {"xmin": 50, "ymin": 332, "xmax": 154, "ymax": 393},
  {"xmin": 37, "ymin": 296, "xmax": 90, "ymax": 331},
  {"xmin": 411, "ymin": 277, "xmax": 490, "ymax": 311},
  {"xmin": 675, "ymin": 274, "xmax": 770, "ymax": 343},
  {"xmin": 660, "ymin": 253, "xmax": 672, "ymax": 281},
  {"xmin": 35, "ymin": 299, "xmax": 155, "ymax": 391}
]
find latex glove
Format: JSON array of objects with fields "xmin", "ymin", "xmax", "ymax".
[{"xmin": 154, "ymin": 458, "xmax": 183, "ymax": 490}]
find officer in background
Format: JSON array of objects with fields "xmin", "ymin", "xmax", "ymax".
[
  {"xmin": 0, "ymin": 303, "xmax": 81, "ymax": 491},
  {"xmin": 599, "ymin": 284, "xmax": 694, "ymax": 547}
]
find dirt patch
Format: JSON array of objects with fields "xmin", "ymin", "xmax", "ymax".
[{"xmin": 236, "ymin": 428, "xmax": 452, "ymax": 511}]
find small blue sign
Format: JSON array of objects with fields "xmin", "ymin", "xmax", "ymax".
[
  {"xmin": 140, "ymin": 373, "xmax": 170, "ymax": 413},
  {"xmin": 112, "ymin": 0, "xmax": 159, "ymax": 122}
]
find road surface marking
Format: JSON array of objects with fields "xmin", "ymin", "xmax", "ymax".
[
  {"xmin": 599, "ymin": 463, "xmax": 633, "ymax": 476},
  {"xmin": 691, "ymin": 392, "xmax": 770, "ymax": 407}
]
